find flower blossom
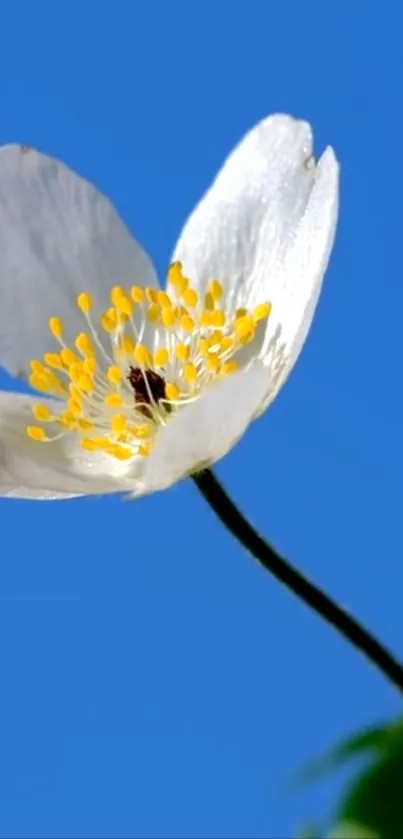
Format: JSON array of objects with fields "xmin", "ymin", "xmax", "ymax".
[{"xmin": 0, "ymin": 114, "xmax": 339, "ymax": 499}]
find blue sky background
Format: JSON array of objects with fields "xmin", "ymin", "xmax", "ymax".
[{"xmin": 0, "ymin": 1, "xmax": 401, "ymax": 837}]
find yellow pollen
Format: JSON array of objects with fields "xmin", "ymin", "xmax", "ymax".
[
  {"xmin": 206, "ymin": 353, "xmax": 220, "ymax": 372},
  {"xmin": 83, "ymin": 357, "xmax": 97, "ymax": 374},
  {"xmin": 49, "ymin": 317, "xmax": 63, "ymax": 339},
  {"xmin": 147, "ymin": 303, "xmax": 161, "ymax": 323},
  {"xmin": 200, "ymin": 310, "xmax": 212, "ymax": 328},
  {"xmin": 132, "ymin": 424, "xmax": 152, "ymax": 439},
  {"xmin": 80, "ymin": 437, "xmax": 108, "ymax": 452},
  {"xmin": 209, "ymin": 280, "xmax": 224, "ymax": 301},
  {"xmin": 131, "ymin": 286, "xmax": 144, "ymax": 303},
  {"xmin": 29, "ymin": 373, "xmax": 51, "ymax": 393},
  {"xmin": 168, "ymin": 261, "xmax": 188, "ymax": 294},
  {"xmin": 77, "ymin": 292, "xmax": 92, "ymax": 314},
  {"xmin": 175, "ymin": 344, "xmax": 190, "ymax": 362},
  {"xmin": 110, "ymin": 286, "xmax": 125, "ymax": 306},
  {"xmin": 180, "ymin": 314, "xmax": 195, "ymax": 332},
  {"xmin": 221, "ymin": 360, "xmax": 239, "ymax": 375},
  {"xmin": 165, "ymin": 382, "xmax": 180, "ymax": 401},
  {"xmin": 146, "ymin": 287, "xmax": 158, "ymax": 304},
  {"xmin": 75, "ymin": 332, "xmax": 94, "ymax": 356},
  {"xmin": 77, "ymin": 418, "xmax": 94, "ymax": 430},
  {"xmin": 184, "ymin": 362, "xmax": 197, "ymax": 384},
  {"xmin": 60, "ymin": 347, "xmax": 78, "ymax": 366},
  {"xmin": 183, "ymin": 288, "xmax": 198, "ymax": 308},
  {"xmin": 220, "ymin": 336, "xmax": 233, "ymax": 353},
  {"xmin": 154, "ymin": 347, "xmax": 169, "ymax": 367},
  {"xmin": 120, "ymin": 335, "xmax": 135, "ymax": 354},
  {"xmin": 107, "ymin": 443, "xmax": 133, "ymax": 460},
  {"xmin": 162, "ymin": 308, "xmax": 176, "ymax": 328},
  {"xmin": 210, "ymin": 310, "xmax": 226, "ymax": 328},
  {"xmin": 68, "ymin": 362, "xmax": 83, "ymax": 382},
  {"xmin": 114, "ymin": 293, "xmax": 132, "ymax": 316},
  {"xmin": 59, "ymin": 411, "xmax": 77, "ymax": 430},
  {"xmin": 105, "ymin": 393, "xmax": 123, "ymax": 408},
  {"xmin": 157, "ymin": 291, "xmax": 172, "ymax": 308},
  {"xmin": 234, "ymin": 314, "xmax": 255, "ymax": 341},
  {"xmin": 111, "ymin": 414, "xmax": 127, "ymax": 434},
  {"xmin": 107, "ymin": 366, "xmax": 122, "ymax": 385},
  {"xmin": 26, "ymin": 425, "xmax": 48, "ymax": 441},
  {"xmin": 30, "ymin": 360, "xmax": 47, "ymax": 377},
  {"xmin": 32, "ymin": 403, "xmax": 52, "ymax": 422},
  {"xmin": 43, "ymin": 352, "xmax": 63, "ymax": 369},
  {"xmin": 204, "ymin": 292, "xmax": 215, "ymax": 311},
  {"xmin": 67, "ymin": 397, "xmax": 82, "ymax": 415},
  {"xmin": 236, "ymin": 307, "xmax": 247, "ymax": 318},
  {"xmin": 253, "ymin": 302, "xmax": 272, "ymax": 322},
  {"xmin": 78, "ymin": 373, "xmax": 94, "ymax": 393},
  {"xmin": 138, "ymin": 442, "xmax": 151, "ymax": 457},
  {"xmin": 134, "ymin": 344, "xmax": 150, "ymax": 366},
  {"xmin": 197, "ymin": 337, "xmax": 209, "ymax": 353}
]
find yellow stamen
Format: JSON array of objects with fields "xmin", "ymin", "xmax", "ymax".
[
  {"xmin": 221, "ymin": 360, "xmax": 239, "ymax": 375},
  {"xmin": 146, "ymin": 287, "xmax": 158, "ymax": 304},
  {"xmin": 49, "ymin": 317, "xmax": 63, "ymax": 339},
  {"xmin": 32, "ymin": 404, "xmax": 52, "ymax": 422},
  {"xmin": 209, "ymin": 280, "xmax": 223, "ymax": 301},
  {"xmin": 165, "ymin": 382, "xmax": 180, "ymax": 401},
  {"xmin": 134, "ymin": 344, "xmax": 150, "ymax": 366},
  {"xmin": 184, "ymin": 362, "xmax": 197, "ymax": 384},
  {"xmin": 44, "ymin": 353, "xmax": 63, "ymax": 369},
  {"xmin": 253, "ymin": 302, "xmax": 272, "ymax": 322},
  {"xmin": 154, "ymin": 347, "xmax": 169, "ymax": 367},
  {"xmin": 105, "ymin": 393, "xmax": 124, "ymax": 408},
  {"xmin": 111, "ymin": 414, "xmax": 127, "ymax": 434},
  {"xmin": 147, "ymin": 303, "xmax": 161, "ymax": 323},
  {"xmin": 26, "ymin": 425, "xmax": 47, "ymax": 441},
  {"xmin": 210, "ymin": 310, "xmax": 226, "ymax": 328},
  {"xmin": 180, "ymin": 314, "xmax": 195, "ymax": 332},
  {"xmin": 75, "ymin": 332, "xmax": 94, "ymax": 356},
  {"xmin": 183, "ymin": 288, "xmax": 198, "ymax": 308},
  {"xmin": 157, "ymin": 291, "xmax": 172, "ymax": 308},
  {"xmin": 77, "ymin": 293, "xmax": 92, "ymax": 314},
  {"xmin": 131, "ymin": 286, "xmax": 144, "ymax": 303},
  {"xmin": 78, "ymin": 373, "xmax": 94, "ymax": 393},
  {"xmin": 204, "ymin": 292, "xmax": 215, "ymax": 311},
  {"xmin": 234, "ymin": 314, "xmax": 255, "ymax": 342},
  {"xmin": 60, "ymin": 347, "xmax": 79, "ymax": 367},
  {"xmin": 132, "ymin": 424, "xmax": 152, "ymax": 439},
  {"xmin": 107, "ymin": 366, "xmax": 122, "ymax": 386},
  {"xmin": 162, "ymin": 308, "xmax": 176, "ymax": 328},
  {"xmin": 175, "ymin": 344, "xmax": 190, "ymax": 362}
]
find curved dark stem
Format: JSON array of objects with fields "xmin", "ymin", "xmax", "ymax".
[{"xmin": 193, "ymin": 468, "xmax": 403, "ymax": 694}]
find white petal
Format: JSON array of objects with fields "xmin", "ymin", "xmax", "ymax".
[
  {"xmin": 0, "ymin": 145, "xmax": 158, "ymax": 380},
  {"xmin": 131, "ymin": 362, "xmax": 269, "ymax": 498},
  {"xmin": 0, "ymin": 391, "xmax": 144, "ymax": 498},
  {"xmin": 173, "ymin": 114, "xmax": 317, "ymax": 308},
  {"xmin": 172, "ymin": 113, "xmax": 339, "ymax": 406}
]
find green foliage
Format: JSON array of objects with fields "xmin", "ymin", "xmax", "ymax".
[{"xmin": 295, "ymin": 718, "xmax": 403, "ymax": 838}]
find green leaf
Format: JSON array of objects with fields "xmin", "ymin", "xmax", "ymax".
[
  {"xmin": 327, "ymin": 822, "xmax": 379, "ymax": 838},
  {"xmin": 337, "ymin": 726, "xmax": 403, "ymax": 839},
  {"xmin": 290, "ymin": 725, "xmax": 391, "ymax": 789}
]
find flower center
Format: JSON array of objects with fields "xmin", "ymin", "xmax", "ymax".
[
  {"xmin": 127, "ymin": 367, "xmax": 168, "ymax": 418},
  {"xmin": 25, "ymin": 262, "xmax": 272, "ymax": 461}
]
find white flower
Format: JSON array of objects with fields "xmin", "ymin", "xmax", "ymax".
[{"xmin": 0, "ymin": 114, "xmax": 339, "ymax": 500}]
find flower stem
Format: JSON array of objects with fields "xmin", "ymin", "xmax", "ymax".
[{"xmin": 192, "ymin": 468, "xmax": 403, "ymax": 694}]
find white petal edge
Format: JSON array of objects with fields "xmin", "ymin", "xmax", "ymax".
[
  {"xmin": 0, "ymin": 145, "xmax": 158, "ymax": 380},
  {"xmin": 261, "ymin": 146, "xmax": 339, "ymax": 397},
  {"xmin": 172, "ymin": 113, "xmax": 318, "ymax": 311},
  {"xmin": 0, "ymin": 391, "xmax": 145, "ymax": 499},
  {"xmin": 129, "ymin": 361, "xmax": 270, "ymax": 498}
]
